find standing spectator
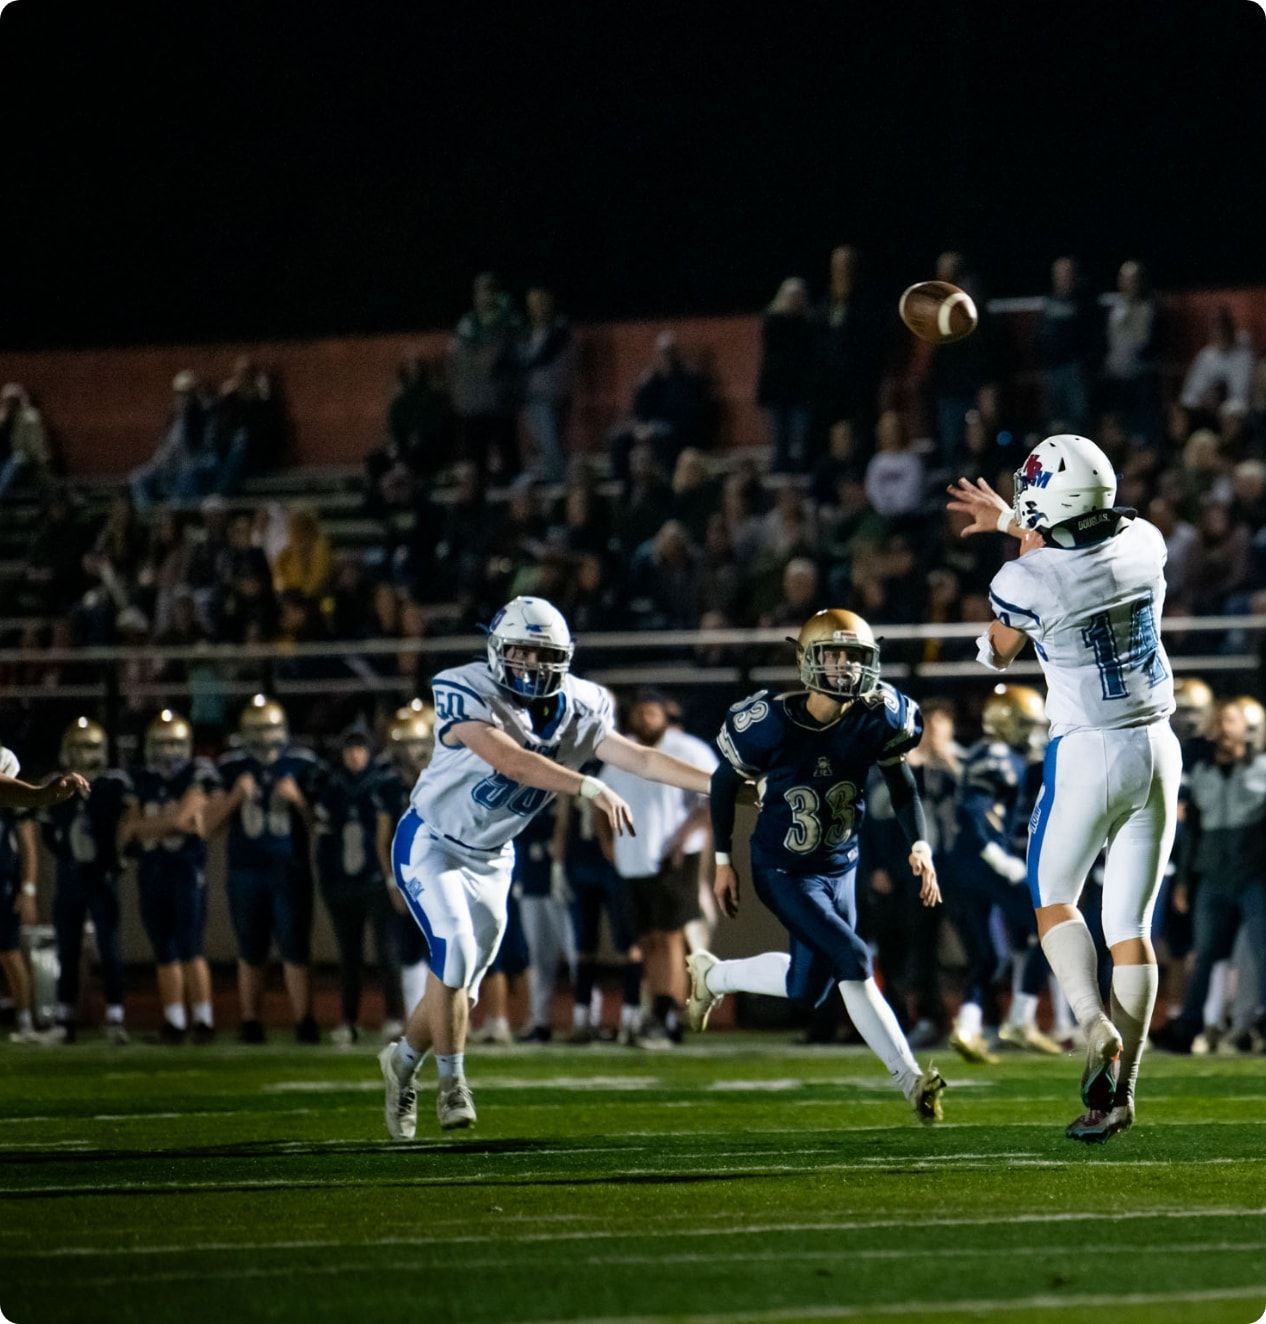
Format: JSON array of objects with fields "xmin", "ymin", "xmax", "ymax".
[
  {"xmin": 1103, "ymin": 259, "xmax": 1162, "ymax": 445},
  {"xmin": 387, "ymin": 355, "xmax": 450, "ymax": 476},
  {"xmin": 597, "ymin": 690, "xmax": 718, "ymax": 1046},
  {"xmin": 758, "ymin": 277, "xmax": 816, "ymax": 473},
  {"xmin": 212, "ymin": 356, "xmax": 290, "ymax": 489},
  {"xmin": 1180, "ymin": 308, "xmax": 1255, "ymax": 418},
  {"xmin": 130, "ymin": 371, "xmax": 215, "ymax": 512},
  {"xmin": 1037, "ymin": 257, "xmax": 1097, "ymax": 432},
  {"xmin": 761, "ymin": 558, "xmax": 821, "ymax": 630},
  {"xmin": 0, "ymin": 383, "xmax": 53, "ymax": 500},
  {"xmin": 609, "ymin": 332, "xmax": 714, "ymax": 483},
  {"xmin": 272, "ymin": 508, "xmax": 333, "ymax": 603},
  {"xmin": 520, "ymin": 287, "xmax": 575, "ymax": 483},
  {"xmin": 811, "ymin": 420, "xmax": 864, "ymax": 509},
  {"xmin": 925, "ymin": 251, "xmax": 997, "ymax": 465},
  {"xmin": 448, "ymin": 272, "xmax": 523, "ymax": 480},
  {"xmin": 864, "ymin": 411, "xmax": 925, "ymax": 518},
  {"xmin": 1190, "ymin": 500, "xmax": 1250, "ymax": 615},
  {"xmin": 816, "ymin": 245, "xmax": 882, "ymax": 444}
]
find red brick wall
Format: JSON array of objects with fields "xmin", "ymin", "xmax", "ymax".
[{"xmin": 1, "ymin": 291, "xmax": 1261, "ymax": 477}]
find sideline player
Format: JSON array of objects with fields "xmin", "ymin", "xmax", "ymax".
[
  {"xmin": 378, "ymin": 596, "xmax": 713, "ymax": 1137},
  {"xmin": 948, "ymin": 433, "xmax": 1180, "ymax": 1142},
  {"xmin": 683, "ymin": 609, "xmax": 947, "ymax": 1122}
]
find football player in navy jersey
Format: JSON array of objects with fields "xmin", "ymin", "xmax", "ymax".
[
  {"xmin": 121, "ymin": 710, "xmax": 220, "ymax": 1044},
  {"xmin": 207, "ymin": 695, "xmax": 318, "ymax": 1044},
  {"xmin": 374, "ymin": 700, "xmax": 436, "ymax": 1031},
  {"xmin": 311, "ymin": 728, "xmax": 403, "ymax": 1046},
  {"xmin": 40, "ymin": 719, "xmax": 133, "ymax": 1044},
  {"xmin": 685, "ymin": 610, "xmax": 946, "ymax": 1121},
  {"xmin": 944, "ymin": 685, "xmax": 1060, "ymax": 1064}
]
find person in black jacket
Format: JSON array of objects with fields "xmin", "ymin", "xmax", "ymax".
[
  {"xmin": 758, "ymin": 278, "xmax": 816, "ymax": 473},
  {"xmin": 1037, "ymin": 257, "xmax": 1098, "ymax": 434}
]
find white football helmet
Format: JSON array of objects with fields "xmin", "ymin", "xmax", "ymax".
[
  {"xmin": 486, "ymin": 596, "xmax": 574, "ymax": 700},
  {"xmin": 1012, "ymin": 434, "xmax": 1117, "ymax": 540}
]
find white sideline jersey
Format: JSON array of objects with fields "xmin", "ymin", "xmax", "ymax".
[
  {"xmin": 411, "ymin": 661, "xmax": 616, "ymax": 852},
  {"xmin": 989, "ymin": 516, "xmax": 1175, "ymax": 739}
]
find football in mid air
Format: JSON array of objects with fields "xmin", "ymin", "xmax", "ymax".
[{"xmin": 898, "ymin": 280, "xmax": 978, "ymax": 344}]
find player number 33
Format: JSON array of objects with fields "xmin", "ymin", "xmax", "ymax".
[{"xmin": 784, "ymin": 782, "xmax": 858, "ymax": 854}]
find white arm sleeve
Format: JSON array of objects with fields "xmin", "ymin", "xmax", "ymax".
[
  {"xmin": 976, "ymin": 632, "xmax": 1010, "ymax": 672},
  {"xmin": 981, "ymin": 841, "xmax": 1028, "ymax": 884}
]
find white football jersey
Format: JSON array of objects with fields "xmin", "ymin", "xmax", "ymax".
[
  {"xmin": 411, "ymin": 661, "xmax": 616, "ymax": 852},
  {"xmin": 989, "ymin": 516, "xmax": 1175, "ymax": 738}
]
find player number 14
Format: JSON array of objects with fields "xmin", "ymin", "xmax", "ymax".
[{"xmin": 1080, "ymin": 595, "xmax": 1167, "ymax": 702}]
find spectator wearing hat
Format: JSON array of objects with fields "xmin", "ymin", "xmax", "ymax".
[{"xmin": 596, "ymin": 690, "xmax": 718, "ymax": 1046}]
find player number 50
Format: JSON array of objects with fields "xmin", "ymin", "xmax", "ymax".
[{"xmin": 783, "ymin": 781, "xmax": 858, "ymax": 854}]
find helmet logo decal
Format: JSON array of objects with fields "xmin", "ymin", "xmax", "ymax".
[{"xmin": 1020, "ymin": 452, "xmax": 1051, "ymax": 488}]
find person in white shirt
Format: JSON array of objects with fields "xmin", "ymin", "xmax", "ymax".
[
  {"xmin": 1180, "ymin": 308, "xmax": 1255, "ymax": 415},
  {"xmin": 598, "ymin": 689, "xmax": 718, "ymax": 1046},
  {"xmin": 948, "ymin": 434, "xmax": 1180, "ymax": 1144}
]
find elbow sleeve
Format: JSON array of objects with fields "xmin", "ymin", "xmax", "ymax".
[{"xmin": 881, "ymin": 761, "xmax": 928, "ymax": 849}]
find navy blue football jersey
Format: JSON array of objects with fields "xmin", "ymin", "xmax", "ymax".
[
  {"xmin": 41, "ymin": 769, "xmax": 134, "ymax": 886},
  {"xmin": 217, "ymin": 747, "xmax": 318, "ymax": 870},
  {"xmin": 718, "ymin": 685, "xmax": 923, "ymax": 874},
  {"xmin": 310, "ymin": 762, "xmax": 387, "ymax": 888},
  {"xmin": 513, "ymin": 801, "xmax": 557, "ymax": 898},
  {"xmin": 950, "ymin": 739, "xmax": 1028, "ymax": 863},
  {"xmin": 130, "ymin": 759, "xmax": 221, "ymax": 883}
]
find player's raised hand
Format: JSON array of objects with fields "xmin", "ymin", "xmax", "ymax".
[
  {"xmin": 274, "ymin": 774, "xmax": 304, "ymax": 807},
  {"xmin": 714, "ymin": 861, "xmax": 740, "ymax": 918},
  {"xmin": 39, "ymin": 772, "xmax": 89, "ymax": 806},
  {"xmin": 909, "ymin": 844, "xmax": 941, "ymax": 907},
  {"xmin": 592, "ymin": 783, "xmax": 636, "ymax": 838},
  {"xmin": 946, "ymin": 477, "xmax": 1012, "ymax": 537}
]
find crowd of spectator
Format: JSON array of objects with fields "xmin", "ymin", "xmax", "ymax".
[{"xmin": 4, "ymin": 251, "xmax": 1266, "ymax": 755}]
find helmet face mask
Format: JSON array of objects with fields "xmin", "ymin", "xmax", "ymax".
[
  {"xmin": 240, "ymin": 696, "xmax": 288, "ymax": 765},
  {"xmin": 145, "ymin": 710, "xmax": 192, "ymax": 775},
  {"xmin": 486, "ymin": 597, "xmax": 574, "ymax": 701},
  {"xmin": 793, "ymin": 609, "xmax": 880, "ymax": 701},
  {"xmin": 61, "ymin": 717, "xmax": 108, "ymax": 776},
  {"xmin": 388, "ymin": 701, "xmax": 436, "ymax": 777},
  {"xmin": 982, "ymin": 685, "xmax": 1048, "ymax": 754},
  {"xmin": 1172, "ymin": 678, "xmax": 1214, "ymax": 742}
]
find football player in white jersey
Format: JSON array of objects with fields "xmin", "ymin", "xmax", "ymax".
[
  {"xmin": 378, "ymin": 596, "xmax": 713, "ymax": 1136},
  {"xmin": 948, "ymin": 433, "xmax": 1181, "ymax": 1143}
]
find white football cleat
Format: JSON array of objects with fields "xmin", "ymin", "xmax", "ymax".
[
  {"xmin": 379, "ymin": 1043, "xmax": 418, "ymax": 1141},
  {"xmin": 1080, "ymin": 1015, "xmax": 1123, "ymax": 1111},
  {"xmin": 684, "ymin": 951, "xmax": 722, "ymax": 1032},
  {"xmin": 437, "ymin": 1079, "xmax": 477, "ymax": 1130},
  {"xmin": 330, "ymin": 1024, "xmax": 360, "ymax": 1048},
  {"xmin": 997, "ymin": 1022, "xmax": 1064, "ymax": 1056},
  {"xmin": 105, "ymin": 1023, "xmax": 130, "ymax": 1047},
  {"xmin": 909, "ymin": 1066, "xmax": 947, "ymax": 1123},
  {"xmin": 8, "ymin": 1026, "xmax": 45, "ymax": 1045},
  {"xmin": 380, "ymin": 1019, "xmax": 405, "ymax": 1043},
  {"xmin": 949, "ymin": 1026, "xmax": 999, "ymax": 1065}
]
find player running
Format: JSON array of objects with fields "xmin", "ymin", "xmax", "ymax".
[
  {"xmin": 948, "ymin": 433, "xmax": 1180, "ymax": 1143},
  {"xmin": 683, "ymin": 609, "xmax": 947, "ymax": 1122},
  {"xmin": 378, "ymin": 595, "xmax": 713, "ymax": 1137}
]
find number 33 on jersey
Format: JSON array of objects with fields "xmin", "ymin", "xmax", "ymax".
[{"xmin": 718, "ymin": 685, "xmax": 923, "ymax": 871}]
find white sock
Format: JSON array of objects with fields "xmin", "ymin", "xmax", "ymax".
[
  {"xmin": 706, "ymin": 953, "xmax": 790, "ymax": 998},
  {"xmin": 106, "ymin": 1004, "xmax": 125, "ymax": 1026},
  {"xmin": 485, "ymin": 1016, "xmax": 509, "ymax": 1037},
  {"xmin": 1050, "ymin": 982, "xmax": 1074, "ymax": 1035},
  {"xmin": 1040, "ymin": 918, "xmax": 1105, "ymax": 1029},
  {"xmin": 436, "ymin": 1051, "xmax": 465, "ymax": 1082},
  {"xmin": 839, "ymin": 979, "xmax": 921, "ymax": 1096},
  {"xmin": 683, "ymin": 918, "xmax": 710, "ymax": 955},
  {"xmin": 192, "ymin": 1001, "xmax": 213, "ymax": 1028},
  {"xmin": 1110, "ymin": 963, "xmax": 1158, "ymax": 1104},
  {"xmin": 1203, "ymin": 959, "xmax": 1229, "ymax": 1029},
  {"xmin": 401, "ymin": 962, "xmax": 428, "ymax": 1019},
  {"xmin": 16, "ymin": 1008, "xmax": 33, "ymax": 1033},
  {"xmin": 1009, "ymin": 992, "xmax": 1038, "ymax": 1029},
  {"xmin": 591, "ymin": 986, "xmax": 604, "ymax": 1024},
  {"xmin": 619, "ymin": 1003, "xmax": 640, "ymax": 1031},
  {"xmin": 955, "ymin": 1001, "xmax": 983, "ymax": 1038},
  {"xmin": 164, "ymin": 1003, "xmax": 187, "ymax": 1031},
  {"xmin": 572, "ymin": 1003, "xmax": 589, "ymax": 1029},
  {"xmin": 392, "ymin": 1038, "xmax": 422, "ymax": 1081}
]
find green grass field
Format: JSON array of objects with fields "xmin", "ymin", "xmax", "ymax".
[{"xmin": 1, "ymin": 1037, "xmax": 1265, "ymax": 1324}]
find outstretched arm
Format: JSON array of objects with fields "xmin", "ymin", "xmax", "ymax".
[
  {"xmin": 0, "ymin": 772, "xmax": 88, "ymax": 811},
  {"xmin": 878, "ymin": 759, "xmax": 940, "ymax": 907},
  {"xmin": 946, "ymin": 477, "xmax": 1022, "ymax": 539},
  {"xmin": 594, "ymin": 730, "xmax": 712, "ymax": 795},
  {"xmin": 710, "ymin": 760, "xmax": 745, "ymax": 918}
]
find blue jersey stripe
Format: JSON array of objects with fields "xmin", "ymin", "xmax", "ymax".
[
  {"xmin": 1025, "ymin": 735, "xmax": 1062, "ymax": 906},
  {"xmin": 990, "ymin": 591, "xmax": 1041, "ymax": 626}
]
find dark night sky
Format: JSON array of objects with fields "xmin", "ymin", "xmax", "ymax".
[{"xmin": 2, "ymin": 1, "xmax": 1265, "ymax": 349}]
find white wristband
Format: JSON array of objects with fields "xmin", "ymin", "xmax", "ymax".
[
  {"xmin": 910, "ymin": 841, "xmax": 933, "ymax": 864},
  {"xmin": 20, "ymin": 882, "xmax": 37, "ymax": 898},
  {"xmin": 996, "ymin": 508, "xmax": 1015, "ymax": 535},
  {"xmin": 714, "ymin": 851, "xmax": 731, "ymax": 867},
  {"xmin": 579, "ymin": 775, "xmax": 606, "ymax": 800}
]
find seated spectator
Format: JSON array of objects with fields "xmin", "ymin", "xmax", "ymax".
[
  {"xmin": 520, "ymin": 287, "xmax": 575, "ymax": 483},
  {"xmin": 551, "ymin": 477, "xmax": 612, "ymax": 559},
  {"xmin": 1230, "ymin": 459, "xmax": 1266, "ymax": 530},
  {"xmin": 919, "ymin": 568, "xmax": 964, "ymax": 664},
  {"xmin": 1180, "ymin": 308, "xmax": 1255, "ymax": 418},
  {"xmin": 810, "ymin": 420, "xmax": 864, "ymax": 510},
  {"xmin": 670, "ymin": 448, "xmax": 720, "ymax": 544},
  {"xmin": 762, "ymin": 557, "xmax": 820, "ymax": 629},
  {"xmin": 610, "ymin": 331, "xmax": 714, "ymax": 483},
  {"xmin": 326, "ymin": 557, "xmax": 376, "ymax": 639},
  {"xmin": 564, "ymin": 553, "xmax": 621, "ymax": 634},
  {"xmin": 0, "ymin": 383, "xmax": 53, "ymax": 500},
  {"xmin": 1102, "ymin": 259, "xmax": 1162, "ymax": 445},
  {"xmin": 758, "ymin": 277, "xmax": 815, "ymax": 473},
  {"xmin": 211, "ymin": 356, "xmax": 290, "ymax": 489},
  {"xmin": 1037, "ymin": 257, "xmax": 1097, "ymax": 433},
  {"xmin": 273, "ymin": 507, "xmax": 333, "ymax": 602},
  {"xmin": 1176, "ymin": 428, "xmax": 1231, "ymax": 518},
  {"xmin": 185, "ymin": 495, "xmax": 232, "ymax": 596},
  {"xmin": 819, "ymin": 476, "xmax": 886, "ymax": 601},
  {"xmin": 485, "ymin": 478, "xmax": 549, "ymax": 602},
  {"xmin": 275, "ymin": 590, "xmax": 340, "ymax": 682},
  {"xmin": 1190, "ymin": 499, "xmax": 1250, "ymax": 615},
  {"xmin": 626, "ymin": 520, "xmax": 702, "ymax": 630},
  {"xmin": 213, "ymin": 554, "xmax": 278, "ymax": 643},
  {"xmin": 137, "ymin": 509, "xmax": 196, "ymax": 639},
  {"xmin": 614, "ymin": 443, "xmax": 674, "ymax": 558},
  {"xmin": 1147, "ymin": 495, "xmax": 1200, "ymax": 611},
  {"xmin": 448, "ymin": 271, "xmax": 523, "ymax": 480},
  {"xmin": 720, "ymin": 468, "xmax": 766, "ymax": 564},
  {"xmin": 421, "ymin": 461, "xmax": 491, "ymax": 600},
  {"xmin": 698, "ymin": 513, "xmax": 744, "ymax": 624},
  {"xmin": 23, "ymin": 485, "xmax": 92, "ymax": 614},
  {"xmin": 864, "ymin": 411, "xmax": 925, "ymax": 518},
  {"xmin": 130, "ymin": 371, "xmax": 216, "ymax": 511}
]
